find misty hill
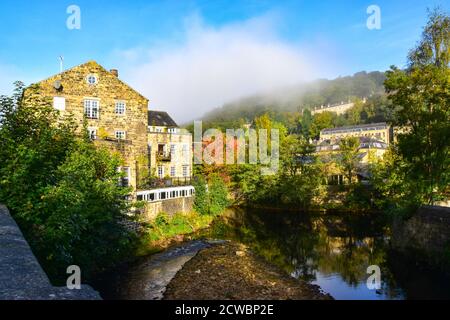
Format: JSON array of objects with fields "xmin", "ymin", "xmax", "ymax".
[{"xmin": 201, "ymin": 71, "xmax": 386, "ymax": 124}]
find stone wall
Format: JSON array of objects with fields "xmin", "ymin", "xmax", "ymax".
[
  {"xmin": 391, "ymin": 205, "xmax": 450, "ymax": 272},
  {"xmin": 0, "ymin": 204, "xmax": 101, "ymax": 300},
  {"xmin": 142, "ymin": 197, "xmax": 194, "ymax": 221}
]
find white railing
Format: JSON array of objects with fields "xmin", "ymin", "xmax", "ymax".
[{"xmin": 136, "ymin": 186, "xmax": 195, "ymax": 203}]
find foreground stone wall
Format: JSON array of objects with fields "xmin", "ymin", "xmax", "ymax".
[
  {"xmin": 391, "ymin": 205, "xmax": 450, "ymax": 272},
  {"xmin": 0, "ymin": 205, "xmax": 101, "ymax": 300},
  {"xmin": 142, "ymin": 197, "xmax": 194, "ymax": 221}
]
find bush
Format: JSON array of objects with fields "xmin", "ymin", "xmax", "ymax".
[{"xmin": 193, "ymin": 174, "xmax": 230, "ymax": 216}]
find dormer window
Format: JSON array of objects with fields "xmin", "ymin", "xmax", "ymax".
[{"xmin": 87, "ymin": 74, "xmax": 98, "ymax": 85}]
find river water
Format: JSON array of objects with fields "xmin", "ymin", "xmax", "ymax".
[
  {"xmin": 93, "ymin": 208, "xmax": 450, "ymax": 300},
  {"xmin": 200, "ymin": 208, "xmax": 450, "ymax": 300}
]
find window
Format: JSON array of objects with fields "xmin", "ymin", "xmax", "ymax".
[
  {"xmin": 168, "ymin": 127, "xmax": 177, "ymax": 134},
  {"xmin": 115, "ymin": 131, "xmax": 126, "ymax": 140},
  {"xmin": 170, "ymin": 166, "xmax": 176, "ymax": 177},
  {"xmin": 119, "ymin": 167, "xmax": 130, "ymax": 187},
  {"xmin": 182, "ymin": 165, "xmax": 189, "ymax": 177},
  {"xmin": 170, "ymin": 144, "xmax": 176, "ymax": 155},
  {"xmin": 87, "ymin": 74, "xmax": 98, "ymax": 85},
  {"xmin": 53, "ymin": 97, "xmax": 65, "ymax": 111},
  {"xmin": 156, "ymin": 127, "xmax": 163, "ymax": 133},
  {"xmin": 87, "ymin": 128, "xmax": 97, "ymax": 140},
  {"xmin": 158, "ymin": 166, "xmax": 164, "ymax": 178},
  {"xmin": 115, "ymin": 101, "xmax": 126, "ymax": 115},
  {"xmin": 84, "ymin": 99, "xmax": 99, "ymax": 119}
]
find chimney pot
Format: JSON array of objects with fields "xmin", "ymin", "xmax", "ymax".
[{"xmin": 110, "ymin": 69, "xmax": 119, "ymax": 77}]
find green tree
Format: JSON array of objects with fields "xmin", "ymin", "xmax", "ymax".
[
  {"xmin": 310, "ymin": 111, "xmax": 335, "ymax": 139},
  {"xmin": 298, "ymin": 109, "xmax": 313, "ymax": 138},
  {"xmin": 337, "ymin": 137, "xmax": 360, "ymax": 184},
  {"xmin": 385, "ymin": 8, "xmax": 450, "ymax": 204},
  {"xmin": 193, "ymin": 174, "xmax": 230, "ymax": 216},
  {"xmin": 208, "ymin": 174, "xmax": 230, "ymax": 215},
  {"xmin": 193, "ymin": 175, "xmax": 209, "ymax": 215}
]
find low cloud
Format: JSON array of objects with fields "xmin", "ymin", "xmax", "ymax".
[{"xmin": 114, "ymin": 13, "xmax": 338, "ymax": 123}]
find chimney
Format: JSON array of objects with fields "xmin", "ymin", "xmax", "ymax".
[{"xmin": 110, "ymin": 69, "xmax": 119, "ymax": 77}]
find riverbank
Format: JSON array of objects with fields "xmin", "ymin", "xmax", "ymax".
[
  {"xmin": 136, "ymin": 212, "xmax": 215, "ymax": 256},
  {"xmin": 164, "ymin": 241, "xmax": 333, "ymax": 300}
]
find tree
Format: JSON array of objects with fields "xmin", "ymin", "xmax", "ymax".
[
  {"xmin": 310, "ymin": 111, "xmax": 335, "ymax": 139},
  {"xmin": 208, "ymin": 174, "xmax": 230, "ymax": 216},
  {"xmin": 298, "ymin": 109, "xmax": 313, "ymax": 138},
  {"xmin": 337, "ymin": 137, "xmax": 360, "ymax": 184},
  {"xmin": 408, "ymin": 8, "xmax": 450, "ymax": 68},
  {"xmin": 385, "ymin": 8, "xmax": 450, "ymax": 204},
  {"xmin": 193, "ymin": 174, "xmax": 230, "ymax": 216},
  {"xmin": 193, "ymin": 175, "xmax": 209, "ymax": 215}
]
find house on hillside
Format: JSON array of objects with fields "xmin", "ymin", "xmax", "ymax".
[
  {"xmin": 22, "ymin": 61, "xmax": 193, "ymax": 212},
  {"xmin": 315, "ymin": 136, "xmax": 389, "ymax": 185}
]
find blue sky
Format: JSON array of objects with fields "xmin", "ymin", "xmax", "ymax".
[{"xmin": 0, "ymin": 0, "xmax": 448, "ymax": 120}]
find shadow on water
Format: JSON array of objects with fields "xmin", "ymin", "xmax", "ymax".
[{"xmin": 196, "ymin": 207, "xmax": 450, "ymax": 300}]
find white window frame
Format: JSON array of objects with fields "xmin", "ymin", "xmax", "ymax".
[
  {"xmin": 182, "ymin": 165, "xmax": 189, "ymax": 177},
  {"xmin": 115, "ymin": 130, "xmax": 126, "ymax": 140},
  {"xmin": 170, "ymin": 166, "xmax": 176, "ymax": 177},
  {"xmin": 158, "ymin": 166, "xmax": 164, "ymax": 179},
  {"xmin": 84, "ymin": 99, "xmax": 99, "ymax": 119},
  {"xmin": 115, "ymin": 101, "xmax": 126, "ymax": 115}
]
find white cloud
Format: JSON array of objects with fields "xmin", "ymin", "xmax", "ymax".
[{"xmin": 113, "ymin": 13, "xmax": 338, "ymax": 123}]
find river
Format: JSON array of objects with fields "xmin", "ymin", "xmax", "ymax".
[{"xmin": 93, "ymin": 208, "xmax": 450, "ymax": 300}]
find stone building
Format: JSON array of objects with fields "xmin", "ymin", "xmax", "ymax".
[
  {"xmin": 315, "ymin": 136, "xmax": 389, "ymax": 184},
  {"xmin": 147, "ymin": 111, "xmax": 192, "ymax": 181},
  {"xmin": 23, "ymin": 61, "xmax": 193, "ymax": 205},
  {"xmin": 311, "ymin": 101, "xmax": 355, "ymax": 116},
  {"xmin": 319, "ymin": 122, "xmax": 392, "ymax": 145}
]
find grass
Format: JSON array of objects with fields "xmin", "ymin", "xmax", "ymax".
[{"xmin": 136, "ymin": 211, "xmax": 214, "ymax": 256}]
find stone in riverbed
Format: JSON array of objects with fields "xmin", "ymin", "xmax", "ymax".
[{"xmin": 235, "ymin": 250, "xmax": 246, "ymax": 257}]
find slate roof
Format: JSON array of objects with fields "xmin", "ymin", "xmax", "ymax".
[
  {"xmin": 321, "ymin": 122, "xmax": 388, "ymax": 135},
  {"xmin": 316, "ymin": 136, "xmax": 388, "ymax": 152},
  {"xmin": 148, "ymin": 111, "xmax": 178, "ymax": 127}
]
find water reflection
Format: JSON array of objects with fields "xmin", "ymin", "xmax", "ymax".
[{"xmin": 201, "ymin": 208, "xmax": 450, "ymax": 300}]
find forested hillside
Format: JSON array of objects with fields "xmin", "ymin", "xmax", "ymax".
[{"xmin": 200, "ymin": 71, "xmax": 387, "ymax": 126}]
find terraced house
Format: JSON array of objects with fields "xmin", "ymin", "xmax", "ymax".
[{"xmin": 23, "ymin": 61, "xmax": 193, "ymax": 206}]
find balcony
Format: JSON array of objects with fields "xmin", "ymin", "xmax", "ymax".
[{"xmin": 157, "ymin": 152, "xmax": 171, "ymax": 162}]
